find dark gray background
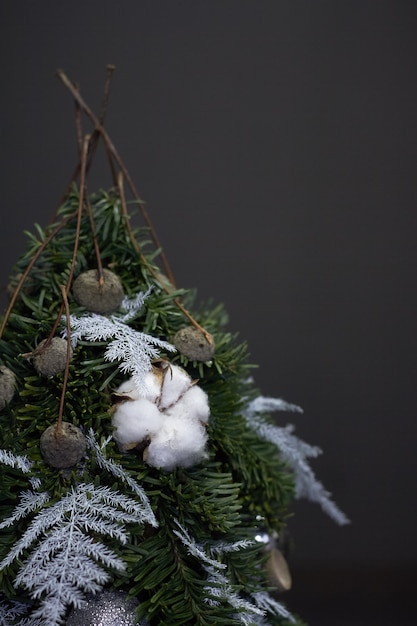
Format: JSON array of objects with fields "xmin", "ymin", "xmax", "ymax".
[{"xmin": 1, "ymin": 2, "xmax": 416, "ymax": 624}]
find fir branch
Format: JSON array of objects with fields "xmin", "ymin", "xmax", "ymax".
[
  {"xmin": 244, "ymin": 397, "xmax": 350, "ymax": 525},
  {"xmin": 86, "ymin": 428, "xmax": 158, "ymax": 527},
  {"xmin": 0, "ymin": 450, "xmax": 32, "ymax": 473}
]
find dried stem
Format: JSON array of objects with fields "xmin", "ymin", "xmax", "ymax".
[
  {"xmin": 59, "ymin": 65, "xmax": 117, "ymax": 205},
  {"xmin": 57, "ymin": 285, "xmax": 72, "ymax": 434},
  {"xmin": 118, "ymin": 172, "xmax": 212, "ymax": 342},
  {"xmin": 56, "ymin": 68, "xmax": 176, "ymax": 286},
  {"xmin": 24, "ymin": 135, "xmax": 90, "ymax": 358},
  {"xmin": 0, "ymin": 211, "xmax": 78, "ymax": 339},
  {"xmin": 74, "ymin": 91, "xmax": 83, "ymax": 159},
  {"xmin": 56, "ymin": 69, "xmax": 212, "ymax": 344},
  {"xmin": 117, "ymin": 171, "xmax": 147, "ymax": 263},
  {"xmin": 85, "ymin": 193, "xmax": 104, "ymax": 284}
]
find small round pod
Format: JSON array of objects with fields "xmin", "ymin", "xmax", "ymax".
[
  {"xmin": 72, "ymin": 268, "xmax": 124, "ymax": 314},
  {"xmin": 0, "ymin": 366, "xmax": 16, "ymax": 410},
  {"xmin": 173, "ymin": 326, "xmax": 215, "ymax": 362},
  {"xmin": 40, "ymin": 422, "xmax": 87, "ymax": 469},
  {"xmin": 33, "ymin": 337, "xmax": 72, "ymax": 377}
]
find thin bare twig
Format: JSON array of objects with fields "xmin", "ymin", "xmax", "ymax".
[
  {"xmin": 59, "ymin": 65, "xmax": 117, "ymax": 205},
  {"xmin": 0, "ymin": 211, "xmax": 78, "ymax": 339},
  {"xmin": 74, "ymin": 90, "xmax": 83, "ymax": 159},
  {"xmin": 56, "ymin": 68, "xmax": 176, "ymax": 286},
  {"xmin": 67, "ymin": 134, "xmax": 90, "ymax": 289},
  {"xmin": 85, "ymin": 193, "xmax": 104, "ymax": 284},
  {"xmin": 57, "ymin": 285, "xmax": 72, "ymax": 434}
]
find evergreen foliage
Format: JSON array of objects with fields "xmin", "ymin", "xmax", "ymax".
[{"xmin": 0, "ymin": 70, "xmax": 345, "ymax": 625}]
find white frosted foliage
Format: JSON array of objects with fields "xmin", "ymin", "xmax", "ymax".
[
  {"xmin": 244, "ymin": 395, "xmax": 350, "ymax": 525},
  {"xmin": 63, "ymin": 288, "xmax": 176, "ymax": 393}
]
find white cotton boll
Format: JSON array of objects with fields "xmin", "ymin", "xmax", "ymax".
[
  {"xmin": 145, "ymin": 416, "xmax": 208, "ymax": 471},
  {"xmin": 143, "ymin": 370, "xmax": 163, "ymax": 402},
  {"xmin": 116, "ymin": 378, "xmax": 141, "ymax": 400},
  {"xmin": 112, "ymin": 398, "xmax": 163, "ymax": 449},
  {"xmin": 116, "ymin": 371, "xmax": 162, "ymax": 403},
  {"xmin": 158, "ymin": 364, "xmax": 192, "ymax": 410},
  {"xmin": 170, "ymin": 385, "xmax": 210, "ymax": 425}
]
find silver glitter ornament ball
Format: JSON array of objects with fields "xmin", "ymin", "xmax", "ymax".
[{"xmin": 66, "ymin": 590, "xmax": 149, "ymax": 626}]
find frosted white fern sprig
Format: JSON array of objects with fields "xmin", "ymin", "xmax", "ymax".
[
  {"xmin": 173, "ymin": 520, "xmax": 291, "ymax": 625},
  {"xmin": 0, "ymin": 483, "xmax": 150, "ymax": 626},
  {"xmin": 244, "ymin": 396, "xmax": 350, "ymax": 525},
  {"xmin": 0, "ymin": 449, "xmax": 32, "ymax": 473},
  {"xmin": 210, "ymin": 538, "xmax": 255, "ymax": 555},
  {"xmin": 0, "ymin": 491, "xmax": 50, "ymax": 530},
  {"xmin": 0, "ymin": 595, "xmax": 44, "ymax": 626},
  {"xmin": 173, "ymin": 519, "xmax": 226, "ymax": 570},
  {"xmin": 0, "ymin": 596, "xmax": 28, "ymax": 625},
  {"xmin": 64, "ymin": 289, "xmax": 176, "ymax": 393},
  {"xmin": 245, "ymin": 395, "xmax": 303, "ymax": 416},
  {"xmin": 251, "ymin": 592, "xmax": 295, "ymax": 623},
  {"xmin": 205, "ymin": 569, "xmax": 265, "ymax": 626},
  {"xmin": 86, "ymin": 428, "xmax": 158, "ymax": 527},
  {"xmin": 118, "ymin": 289, "xmax": 153, "ymax": 323}
]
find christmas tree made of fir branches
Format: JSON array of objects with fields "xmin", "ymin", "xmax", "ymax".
[{"xmin": 0, "ymin": 68, "xmax": 348, "ymax": 626}]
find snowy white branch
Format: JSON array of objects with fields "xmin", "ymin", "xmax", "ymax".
[
  {"xmin": 0, "ymin": 491, "xmax": 50, "ymax": 531},
  {"xmin": 173, "ymin": 520, "xmax": 293, "ymax": 625},
  {"xmin": 86, "ymin": 429, "xmax": 158, "ymax": 527},
  {"xmin": 251, "ymin": 592, "xmax": 296, "ymax": 623},
  {"xmin": 63, "ymin": 288, "xmax": 176, "ymax": 393},
  {"xmin": 244, "ymin": 396, "xmax": 350, "ymax": 525},
  {"xmin": 0, "ymin": 596, "xmax": 43, "ymax": 626},
  {"xmin": 0, "ymin": 449, "xmax": 32, "ymax": 473},
  {"xmin": 0, "ymin": 483, "xmax": 152, "ymax": 626},
  {"xmin": 173, "ymin": 519, "xmax": 226, "ymax": 570}
]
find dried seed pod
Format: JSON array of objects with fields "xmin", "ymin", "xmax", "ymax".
[
  {"xmin": 72, "ymin": 268, "xmax": 124, "ymax": 313},
  {"xmin": 173, "ymin": 326, "xmax": 215, "ymax": 362},
  {"xmin": 33, "ymin": 337, "xmax": 72, "ymax": 377},
  {"xmin": 40, "ymin": 422, "xmax": 87, "ymax": 469},
  {"xmin": 0, "ymin": 366, "xmax": 16, "ymax": 410}
]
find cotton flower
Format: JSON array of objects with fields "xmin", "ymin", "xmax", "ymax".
[
  {"xmin": 112, "ymin": 398, "xmax": 163, "ymax": 450},
  {"xmin": 111, "ymin": 362, "xmax": 210, "ymax": 470}
]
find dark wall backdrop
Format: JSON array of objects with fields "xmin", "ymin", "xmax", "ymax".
[{"xmin": 1, "ymin": 1, "xmax": 416, "ymax": 623}]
